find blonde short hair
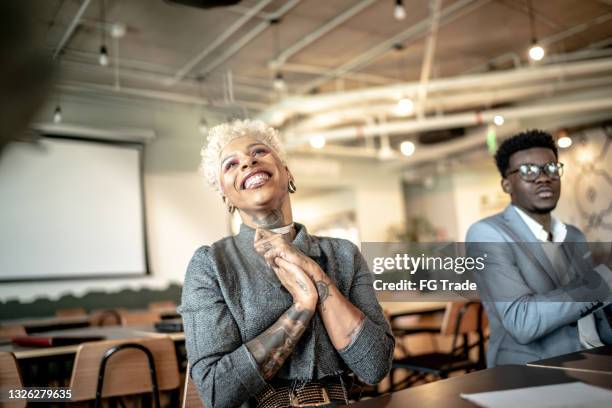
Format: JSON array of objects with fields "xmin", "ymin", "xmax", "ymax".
[{"xmin": 201, "ymin": 119, "xmax": 286, "ymax": 194}]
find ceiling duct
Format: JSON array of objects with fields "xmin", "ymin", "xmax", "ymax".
[{"xmin": 163, "ymin": 0, "xmax": 243, "ymax": 9}]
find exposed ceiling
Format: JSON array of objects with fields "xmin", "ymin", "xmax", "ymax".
[{"xmin": 30, "ymin": 0, "xmax": 612, "ymax": 164}]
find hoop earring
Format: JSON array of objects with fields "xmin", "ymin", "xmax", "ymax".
[{"xmin": 288, "ymin": 180, "xmax": 297, "ymax": 193}]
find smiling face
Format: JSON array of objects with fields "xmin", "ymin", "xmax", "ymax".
[
  {"xmin": 502, "ymin": 147, "xmax": 561, "ymax": 215},
  {"xmin": 219, "ymin": 136, "xmax": 292, "ymax": 214}
]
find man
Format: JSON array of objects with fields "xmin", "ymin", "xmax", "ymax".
[{"xmin": 466, "ymin": 129, "xmax": 612, "ymax": 367}]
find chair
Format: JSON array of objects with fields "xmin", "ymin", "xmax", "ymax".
[
  {"xmin": 0, "ymin": 325, "xmax": 26, "ymax": 342},
  {"xmin": 69, "ymin": 336, "xmax": 180, "ymax": 407},
  {"xmin": 0, "ymin": 352, "xmax": 26, "ymax": 408},
  {"xmin": 182, "ymin": 363, "xmax": 205, "ymax": 408},
  {"xmin": 120, "ymin": 310, "xmax": 161, "ymax": 326},
  {"xmin": 390, "ymin": 302, "xmax": 487, "ymax": 390},
  {"xmin": 55, "ymin": 307, "xmax": 87, "ymax": 317},
  {"xmin": 90, "ymin": 309, "xmax": 123, "ymax": 326}
]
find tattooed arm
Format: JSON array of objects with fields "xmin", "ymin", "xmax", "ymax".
[
  {"xmin": 249, "ymin": 229, "xmax": 318, "ymax": 380},
  {"xmin": 254, "ymin": 229, "xmax": 365, "ymax": 350},
  {"xmin": 246, "ymin": 302, "xmax": 314, "ymax": 380}
]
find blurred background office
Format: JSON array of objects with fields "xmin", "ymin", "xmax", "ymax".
[{"xmin": 1, "ymin": 0, "xmax": 611, "ymax": 328}]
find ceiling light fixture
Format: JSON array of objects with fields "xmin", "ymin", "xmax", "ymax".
[
  {"xmin": 557, "ymin": 135, "xmax": 572, "ymax": 148},
  {"xmin": 394, "ymin": 97, "xmax": 414, "ymax": 116},
  {"xmin": 400, "ymin": 140, "xmax": 415, "ymax": 156},
  {"xmin": 493, "ymin": 115, "xmax": 504, "ymax": 126},
  {"xmin": 526, "ymin": 0, "xmax": 545, "ymax": 61},
  {"xmin": 99, "ymin": 45, "xmax": 109, "ymax": 66},
  {"xmin": 99, "ymin": 0, "xmax": 109, "ymax": 66},
  {"xmin": 199, "ymin": 117, "xmax": 209, "ymax": 135},
  {"xmin": 394, "ymin": 0, "xmax": 406, "ymax": 20},
  {"xmin": 310, "ymin": 135, "xmax": 326, "ymax": 149},
  {"xmin": 273, "ymin": 71, "xmax": 286, "ymax": 91},
  {"xmin": 53, "ymin": 105, "xmax": 62, "ymax": 123}
]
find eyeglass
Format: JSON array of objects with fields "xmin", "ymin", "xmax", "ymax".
[{"xmin": 506, "ymin": 162, "xmax": 564, "ymax": 182}]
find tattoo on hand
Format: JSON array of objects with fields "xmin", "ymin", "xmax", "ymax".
[
  {"xmin": 295, "ymin": 278, "xmax": 308, "ymax": 293},
  {"xmin": 315, "ymin": 280, "xmax": 331, "ymax": 311},
  {"xmin": 246, "ymin": 304, "xmax": 313, "ymax": 380}
]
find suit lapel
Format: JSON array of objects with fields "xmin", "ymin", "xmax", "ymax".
[{"xmin": 501, "ymin": 206, "xmax": 561, "ymax": 287}]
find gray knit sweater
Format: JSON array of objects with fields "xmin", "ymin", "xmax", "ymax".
[{"xmin": 178, "ymin": 223, "xmax": 394, "ymax": 408}]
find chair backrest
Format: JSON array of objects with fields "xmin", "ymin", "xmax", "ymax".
[
  {"xmin": 69, "ymin": 336, "xmax": 180, "ymax": 402},
  {"xmin": 182, "ymin": 364, "xmax": 205, "ymax": 408},
  {"xmin": 440, "ymin": 302, "xmax": 485, "ymax": 336},
  {"xmin": 0, "ymin": 352, "xmax": 26, "ymax": 408},
  {"xmin": 120, "ymin": 310, "xmax": 161, "ymax": 326},
  {"xmin": 56, "ymin": 307, "xmax": 87, "ymax": 317},
  {"xmin": 90, "ymin": 309, "xmax": 123, "ymax": 326},
  {"xmin": 0, "ymin": 325, "xmax": 26, "ymax": 341}
]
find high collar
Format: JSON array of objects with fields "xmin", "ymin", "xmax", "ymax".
[{"xmin": 235, "ymin": 222, "xmax": 321, "ymax": 258}]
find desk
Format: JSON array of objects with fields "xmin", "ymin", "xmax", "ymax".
[
  {"xmin": 348, "ymin": 365, "xmax": 612, "ymax": 407},
  {"xmin": 527, "ymin": 345, "xmax": 612, "ymax": 374},
  {"xmin": 381, "ymin": 302, "xmax": 446, "ymax": 320},
  {"xmin": 0, "ymin": 325, "xmax": 184, "ymax": 359},
  {"xmin": 0, "ymin": 315, "xmax": 92, "ymax": 333}
]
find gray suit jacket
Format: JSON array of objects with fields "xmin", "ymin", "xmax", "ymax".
[{"xmin": 466, "ymin": 205, "xmax": 612, "ymax": 367}]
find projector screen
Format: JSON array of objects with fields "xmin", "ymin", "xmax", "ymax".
[{"xmin": 0, "ymin": 136, "xmax": 148, "ymax": 282}]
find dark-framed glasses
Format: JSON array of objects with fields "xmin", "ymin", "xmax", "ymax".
[{"xmin": 506, "ymin": 162, "xmax": 564, "ymax": 182}]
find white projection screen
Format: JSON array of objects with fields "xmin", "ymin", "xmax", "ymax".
[{"xmin": 0, "ymin": 136, "xmax": 148, "ymax": 282}]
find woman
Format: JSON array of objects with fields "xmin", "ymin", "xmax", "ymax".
[{"xmin": 179, "ymin": 119, "xmax": 394, "ymax": 408}]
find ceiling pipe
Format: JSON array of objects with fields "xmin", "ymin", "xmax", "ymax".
[
  {"xmin": 269, "ymin": 0, "xmax": 376, "ymax": 69},
  {"xmin": 416, "ymin": 0, "xmax": 442, "ymax": 119},
  {"xmin": 56, "ymin": 81, "xmax": 268, "ymax": 110},
  {"xmin": 167, "ymin": 0, "xmax": 274, "ymax": 86},
  {"xmin": 298, "ymin": 0, "xmax": 490, "ymax": 94},
  {"xmin": 53, "ymin": 0, "xmax": 93, "ymax": 59},
  {"xmin": 284, "ymin": 75, "xmax": 612, "ymax": 133},
  {"xmin": 285, "ymin": 94, "xmax": 612, "ymax": 148},
  {"xmin": 198, "ymin": 0, "xmax": 301, "ymax": 77},
  {"xmin": 261, "ymin": 57, "xmax": 612, "ymax": 120}
]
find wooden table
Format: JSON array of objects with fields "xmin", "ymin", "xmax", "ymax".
[
  {"xmin": 347, "ymin": 364, "xmax": 612, "ymax": 407},
  {"xmin": 527, "ymin": 345, "xmax": 612, "ymax": 374}
]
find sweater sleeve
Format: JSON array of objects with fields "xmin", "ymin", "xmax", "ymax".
[
  {"xmin": 178, "ymin": 246, "xmax": 268, "ymax": 408},
  {"xmin": 337, "ymin": 243, "xmax": 395, "ymax": 385}
]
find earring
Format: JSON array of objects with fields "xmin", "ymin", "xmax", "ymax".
[
  {"xmin": 288, "ymin": 180, "xmax": 297, "ymax": 193},
  {"xmin": 223, "ymin": 197, "xmax": 236, "ymax": 213}
]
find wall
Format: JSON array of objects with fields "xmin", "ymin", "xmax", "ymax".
[
  {"xmin": 0, "ymin": 91, "xmax": 228, "ymax": 301},
  {"xmin": 404, "ymin": 127, "xmax": 612, "ymax": 242}
]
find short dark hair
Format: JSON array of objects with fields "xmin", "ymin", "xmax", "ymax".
[{"xmin": 494, "ymin": 129, "xmax": 558, "ymax": 177}]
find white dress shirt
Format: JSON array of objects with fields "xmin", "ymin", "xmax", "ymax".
[{"xmin": 513, "ymin": 205, "xmax": 603, "ymax": 349}]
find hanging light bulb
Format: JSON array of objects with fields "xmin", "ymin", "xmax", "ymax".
[
  {"xmin": 199, "ymin": 117, "xmax": 209, "ymax": 135},
  {"xmin": 528, "ymin": 41, "xmax": 545, "ymax": 61},
  {"xmin": 393, "ymin": 97, "xmax": 414, "ymax": 116},
  {"xmin": 493, "ymin": 115, "xmax": 505, "ymax": 126},
  {"xmin": 400, "ymin": 140, "xmax": 415, "ymax": 156},
  {"xmin": 99, "ymin": 45, "xmax": 109, "ymax": 66},
  {"xmin": 273, "ymin": 71, "xmax": 286, "ymax": 91},
  {"xmin": 310, "ymin": 135, "xmax": 326, "ymax": 149},
  {"xmin": 557, "ymin": 135, "xmax": 572, "ymax": 148},
  {"xmin": 394, "ymin": 0, "xmax": 406, "ymax": 20},
  {"xmin": 53, "ymin": 105, "xmax": 62, "ymax": 123}
]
